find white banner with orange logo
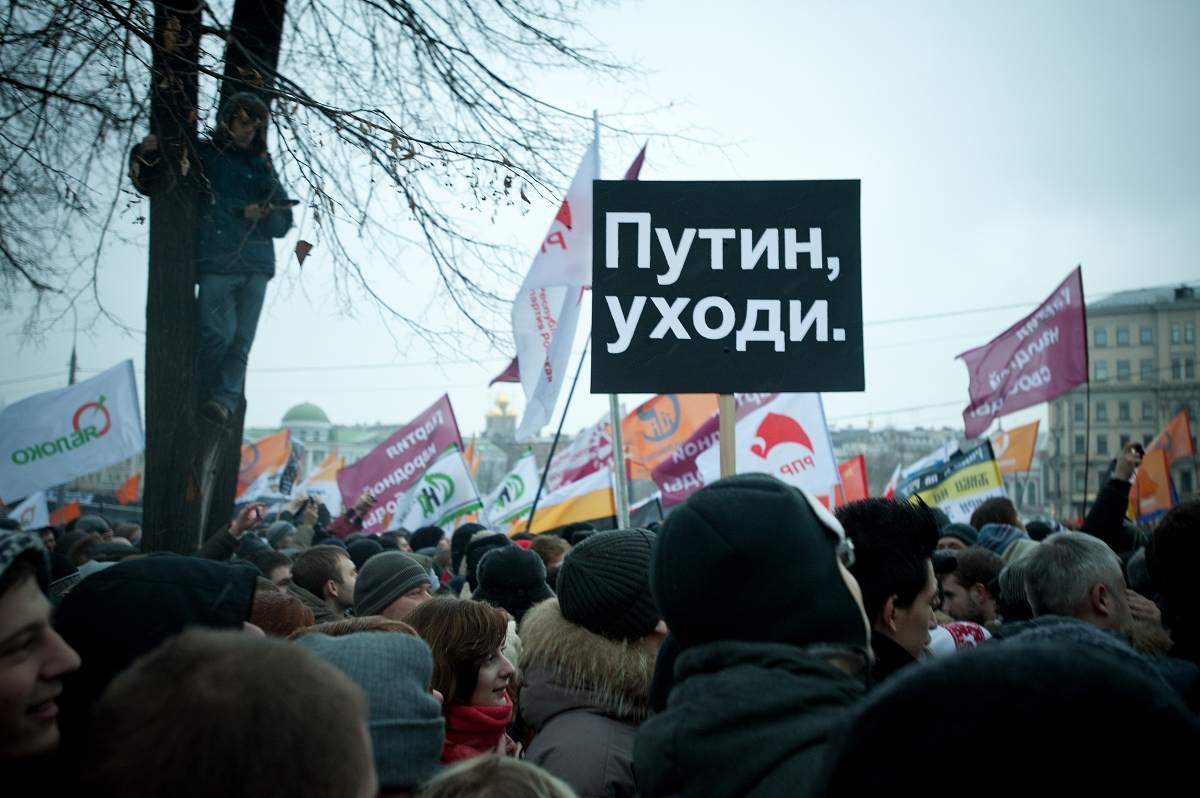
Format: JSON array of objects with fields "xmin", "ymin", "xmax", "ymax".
[{"xmin": 0, "ymin": 360, "xmax": 143, "ymax": 503}]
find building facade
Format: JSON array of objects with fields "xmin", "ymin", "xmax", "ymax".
[{"xmin": 1045, "ymin": 285, "xmax": 1199, "ymax": 519}]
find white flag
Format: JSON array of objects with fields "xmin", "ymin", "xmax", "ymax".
[
  {"xmin": 9, "ymin": 491, "xmax": 50, "ymax": 530},
  {"xmin": 695, "ymin": 394, "xmax": 839, "ymax": 498},
  {"xmin": 512, "ymin": 138, "xmax": 598, "ymax": 441},
  {"xmin": 388, "ymin": 446, "xmax": 483, "ymax": 532},
  {"xmin": 483, "ymin": 449, "xmax": 540, "ymax": 526},
  {"xmin": 0, "ymin": 360, "xmax": 144, "ymax": 503}
]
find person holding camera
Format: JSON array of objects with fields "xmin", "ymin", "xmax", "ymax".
[{"xmin": 130, "ymin": 92, "xmax": 294, "ymax": 425}]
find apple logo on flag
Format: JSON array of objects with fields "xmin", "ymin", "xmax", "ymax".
[{"xmin": 751, "ymin": 413, "xmax": 814, "ymax": 459}]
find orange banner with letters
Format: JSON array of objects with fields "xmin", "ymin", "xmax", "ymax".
[
  {"xmin": 990, "ymin": 420, "xmax": 1040, "ymax": 474},
  {"xmin": 623, "ymin": 394, "xmax": 718, "ymax": 480},
  {"xmin": 1128, "ymin": 448, "xmax": 1175, "ymax": 522}
]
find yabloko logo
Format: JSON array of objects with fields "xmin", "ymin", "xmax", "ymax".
[
  {"xmin": 555, "ymin": 199, "xmax": 573, "ymax": 230},
  {"xmin": 638, "ymin": 394, "xmax": 681, "ymax": 443},
  {"xmin": 73, "ymin": 395, "xmax": 111, "ymax": 437},
  {"xmin": 417, "ymin": 472, "xmax": 455, "ymax": 516},
  {"xmin": 750, "ymin": 413, "xmax": 813, "ymax": 459}
]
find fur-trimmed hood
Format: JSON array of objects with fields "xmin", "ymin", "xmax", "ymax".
[{"xmin": 518, "ymin": 598, "xmax": 654, "ymax": 726}]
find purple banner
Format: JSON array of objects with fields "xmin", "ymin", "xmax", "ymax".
[
  {"xmin": 336, "ymin": 395, "xmax": 463, "ymax": 533},
  {"xmin": 651, "ymin": 393, "xmax": 776, "ymax": 507},
  {"xmin": 958, "ymin": 268, "xmax": 1087, "ymax": 438}
]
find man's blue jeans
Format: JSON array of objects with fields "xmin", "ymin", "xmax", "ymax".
[{"xmin": 196, "ymin": 273, "xmax": 269, "ymax": 413}]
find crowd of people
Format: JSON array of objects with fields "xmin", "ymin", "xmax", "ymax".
[{"xmin": 2, "ymin": 440, "xmax": 1199, "ymax": 794}]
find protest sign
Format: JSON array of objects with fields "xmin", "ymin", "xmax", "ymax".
[
  {"xmin": 0, "ymin": 360, "xmax": 144, "ymax": 503},
  {"xmin": 336, "ymin": 395, "xmax": 463, "ymax": 533},
  {"xmin": 623, "ymin": 393, "xmax": 718, "ymax": 480},
  {"xmin": 483, "ymin": 449, "xmax": 539, "ymax": 526},
  {"xmin": 388, "ymin": 445, "xmax": 482, "ymax": 531},
  {"xmin": 591, "ymin": 180, "xmax": 863, "ymax": 394},
  {"xmin": 959, "ymin": 267, "xmax": 1087, "ymax": 437},
  {"xmin": 896, "ymin": 442, "xmax": 1007, "ymax": 523}
]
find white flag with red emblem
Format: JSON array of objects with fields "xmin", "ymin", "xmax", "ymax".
[
  {"xmin": 0, "ymin": 360, "xmax": 144, "ymax": 503},
  {"xmin": 512, "ymin": 138, "xmax": 598, "ymax": 441}
]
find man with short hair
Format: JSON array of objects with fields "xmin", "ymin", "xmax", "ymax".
[
  {"xmin": 939, "ymin": 547, "xmax": 1004, "ymax": 625},
  {"xmin": 836, "ymin": 498, "xmax": 939, "ymax": 683},
  {"xmin": 970, "ymin": 496, "xmax": 1023, "ymax": 531},
  {"xmin": 291, "ymin": 545, "xmax": 358, "ymax": 623},
  {"xmin": 354, "ymin": 552, "xmax": 432, "ymax": 621},
  {"xmin": 81, "ymin": 630, "xmax": 377, "ymax": 798},
  {"xmin": 0, "ymin": 532, "xmax": 81, "ymax": 763},
  {"xmin": 1023, "ymin": 532, "xmax": 1132, "ymax": 632},
  {"xmin": 244, "ymin": 549, "xmax": 293, "ymax": 589},
  {"xmin": 529, "ymin": 535, "xmax": 570, "ymax": 569}
]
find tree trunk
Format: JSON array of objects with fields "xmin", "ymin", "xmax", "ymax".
[
  {"xmin": 202, "ymin": 0, "xmax": 289, "ymax": 540},
  {"xmin": 144, "ymin": 0, "xmax": 290, "ymax": 552}
]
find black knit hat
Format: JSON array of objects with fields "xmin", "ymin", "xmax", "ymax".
[
  {"xmin": 450, "ymin": 524, "xmax": 484, "ymax": 574},
  {"xmin": 466, "ymin": 533, "xmax": 511, "ymax": 591},
  {"xmin": 653, "ymin": 473, "xmax": 868, "ymax": 651},
  {"xmin": 347, "ymin": 538, "xmax": 384, "ymax": 571},
  {"xmin": 556, "ymin": 528, "xmax": 659, "ymax": 641},
  {"xmin": 354, "ymin": 552, "xmax": 429, "ymax": 617},
  {"xmin": 472, "ymin": 546, "xmax": 554, "ymax": 622},
  {"xmin": 409, "ymin": 526, "xmax": 445, "ymax": 552},
  {"xmin": 939, "ymin": 523, "xmax": 978, "ymax": 547}
]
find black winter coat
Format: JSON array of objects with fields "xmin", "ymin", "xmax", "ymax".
[{"xmin": 633, "ymin": 641, "xmax": 865, "ymax": 798}]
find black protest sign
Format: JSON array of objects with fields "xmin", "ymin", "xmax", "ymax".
[{"xmin": 591, "ymin": 180, "xmax": 863, "ymax": 394}]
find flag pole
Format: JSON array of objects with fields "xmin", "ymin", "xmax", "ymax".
[
  {"xmin": 594, "ymin": 109, "xmax": 632, "ymax": 528},
  {"xmin": 525, "ymin": 340, "xmax": 591, "ymax": 534}
]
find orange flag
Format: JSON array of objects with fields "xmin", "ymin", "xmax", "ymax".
[
  {"xmin": 49, "ymin": 501, "xmax": 81, "ymax": 526},
  {"xmin": 237, "ymin": 430, "xmax": 292, "ymax": 498},
  {"xmin": 116, "ymin": 473, "xmax": 141, "ymax": 504},
  {"xmin": 1147, "ymin": 409, "xmax": 1195, "ymax": 465},
  {"xmin": 1128, "ymin": 448, "xmax": 1175, "ymax": 522},
  {"xmin": 463, "ymin": 435, "xmax": 481, "ymax": 477},
  {"xmin": 623, "ymin": 394, "xmax": 718, "ymax": 480},
  {"xmin": 990, "ymin": 420, "xmax": 1040, "ymax": 474}
]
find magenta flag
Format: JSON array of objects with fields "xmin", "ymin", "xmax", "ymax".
[
  {"xmin": 958, "ymin": 267, "xmax": 1087, "ymax": 437},
  {"xmin": 336, "ymin": 395, "xmax": 463, "ymax": 533},
  {"xmin": 489, "ymin": 356, "xmax": 520, "ymax": 386}
]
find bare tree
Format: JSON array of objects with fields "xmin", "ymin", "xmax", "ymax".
[{"xmin": 0, "ymin": 0, "xmax": 628, "ymax": 551}]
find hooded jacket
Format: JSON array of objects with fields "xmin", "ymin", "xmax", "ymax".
[
  {"xmin": 53, "ymin": 555, "xmax": 257, "ymax": 775},
  {"xmin": 633, "ymin": 640, "xmax": 865, "ymax": 798},
  {"xmin": 519, "ymin": 598, "xmax": 655, "ymax": 798}
]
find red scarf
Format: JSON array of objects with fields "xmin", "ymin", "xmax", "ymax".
[{"xmin": 440, "ymin": 695, "xmax": 514, "ymax": 764}]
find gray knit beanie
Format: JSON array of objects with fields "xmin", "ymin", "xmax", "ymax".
[
  {"xmin": 354, "ymin": 552, "xmax": 429, "ymax": 617},
  {"xmin": 297, "ymin": 632, "xmax": 443, "ymax": 790},
  {"xmin": 556, "ymin": 528, "xmax": 659, "ymax": 641}
]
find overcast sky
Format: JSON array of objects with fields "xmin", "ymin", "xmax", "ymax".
[{"xmin": 3, "ymin": 0, "xmax": 1198, "ymax": 444}]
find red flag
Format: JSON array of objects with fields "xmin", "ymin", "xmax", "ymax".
[
  {"xmin": 49, "ymin": 501, "xmax": 81, "ymax": 526},
  {"xmin": 839, "ymin": 455, "xmax": 869, "ymax": 503},
  {"xmin": 624, "ymin": 143, "xmax": 647, "ymax": 180},
  {"xmin": 882, "ymin": 464, "xmax": 901, "ymax": 499},
  {"xmin": 489, "ymin": 357, "xmax": 520, "ymax": 386},
  {"xmin": 116, "ymin": 473, "xmax": 140, "ymax": 504}
]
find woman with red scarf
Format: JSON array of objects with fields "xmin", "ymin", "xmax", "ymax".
[{"xmin": 407, "ymin": 597, "xmax": 519, "ymax": 763}]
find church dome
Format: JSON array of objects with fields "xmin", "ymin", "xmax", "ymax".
[{"xmin": 282, "ymin": 402, "xmax": 330, "ymax": 425}]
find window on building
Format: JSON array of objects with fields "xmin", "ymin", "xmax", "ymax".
[
  {"xmin": 1116, "ymin": 325, "xmax": 1129, "ymax": 346},
  {"xmin": 1096, "ymin": 435, "xmax": 1108, "ymax": 455},
  {"xmin": 1119, "ymin": 434, "xmax": 1130, "ymax": 449},
  {"xmin": 1118, "ymin": 401, "xmax": 1131, "ymax": 421},
  {"xmin": 1187, "ymin": 358, "xmax": 1196, "ymax": 380},
  {"xmin": 1026, "ymin": 482, "xmax": 1038, "ymax": 505},
  {"xmin": 1187, "ymin": 323, "xmax": 1195, "ymax": 344},
  {"xmin": 1182, "ymin": 470, "xmax": 1195, "ymax": 495},
  {"xmin": 1140, "ymin": 324, "xmax": 1154, "ymax": 344},
  {"xmin": 1095, "ymin": 402, "xmax": 1108, "ymax": 422},
  {"xmin": 1141, "ymin": 359, "xmax": 1155, "ymax": 382},
  {"xmin": 1095, "ymin": 361, "xmax": 1108, "ymax": 382},
  {"xmin": 1144, "ymin": 433, "xmax": 1154, "ymax": 446},
  {"xmin": 1074, "ymin": 470, "xmax": 1086, "ymax": 492},
  {"xmin": 1074, "ymin": 402, "xmax": 1084, "ymax": 423},
  {"xmin": 1074, "ymin": 435, "xmax": 1086, "ymax": 455},
  {"xmin": 1053, "ymin": 434, "xmax": 1061, "ymax": 457},
  {"xmin": 1116, "ymin": 360, "xmax": 1131, "ymax": 381},
  {"xmin": 1172, "ymin": 324, "xmax": 1182, "ymax": 344},
  {"xmin": 1172, "ymin": 358, "xmax": 1182, "ymax": 380},
  {"xmin": 1142, "ymin": 400, "xmax": 1155, "ymax": 421},
  {"xmin": 1094, "ymin": 327, "xmax": 1108, "ymax": 347}
]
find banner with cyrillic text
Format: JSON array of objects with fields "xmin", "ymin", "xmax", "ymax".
[
  {"xmin": 958, "ymin": 267, "xmax": 1087, "ymax": 437},
  {"xmin": 0, "ymin": 360, "xmax": 144, "ymax": 503},
  {"xmin": 591, "ymin": 180, "xmax": 863, "ymax": 393},
  {"xmin": 336, "ymin": 395, "xmax": 463, "ymax": 534},
  {"xmin": 895, "ymin": 442, "xmax": 1007, "ymax": 524}
]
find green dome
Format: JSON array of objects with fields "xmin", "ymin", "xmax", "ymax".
[{"xmin": 282, "ymin": 402, "xmax": 330, "ymax": 424}]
